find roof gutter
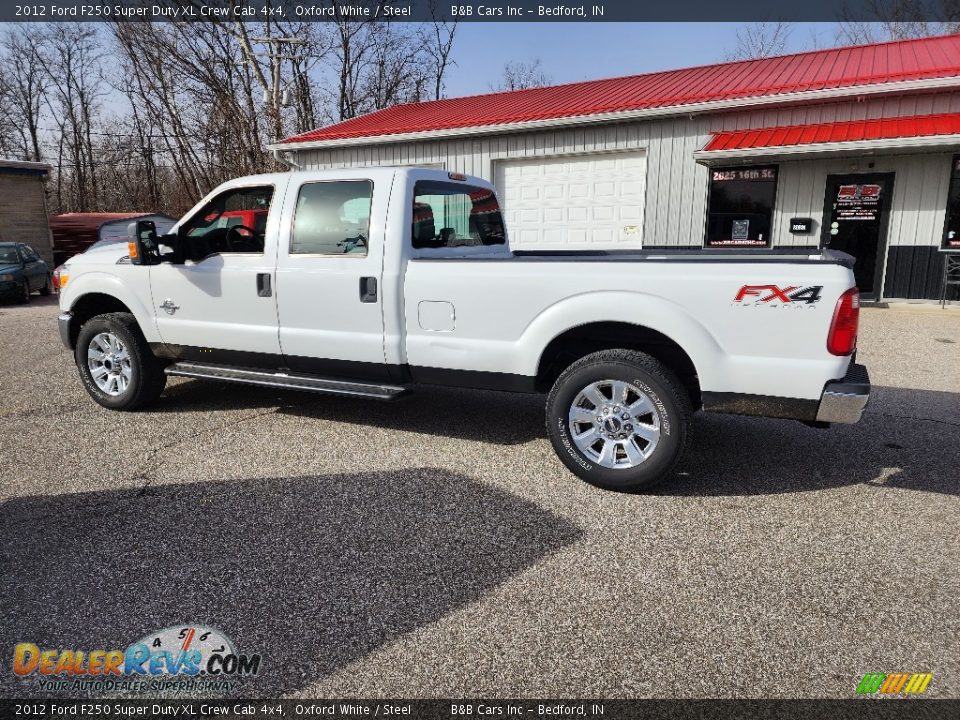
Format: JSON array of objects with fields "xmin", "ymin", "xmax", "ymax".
[
  {"xmin": 268, "ymin": 75, "xmax": 960, "ymax": 152},
  {"xmin": 272, "ymin": 147, "xmax": 301, "ymax": 169},
  {"xmin": 0, "ymin": 158, "xmax": 52, "ymax": 171},
  {"xmin": 693, "ymin": 133, "xmax": 960, "ymax": 164}
]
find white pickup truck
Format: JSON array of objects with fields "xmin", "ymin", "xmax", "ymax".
[{"xmin": 57, "ymin": 168, "xmax": 869, "ymax": 490}]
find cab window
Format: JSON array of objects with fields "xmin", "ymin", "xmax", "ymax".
[
  {"xmin": 179, "ymin": 185, "xmax": 274, "ymax": 257},
  {"xmin": 291, "ymin": 180, "xmax": 373, "ymax": 256},
  {"xmin": 412, "ymin": 181, "xmax": 505, "ymax": 249}
]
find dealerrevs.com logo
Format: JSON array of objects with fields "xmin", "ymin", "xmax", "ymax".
[{"xmin": 12, "ymin": 624, "xmax": 261, "ymax": 694}]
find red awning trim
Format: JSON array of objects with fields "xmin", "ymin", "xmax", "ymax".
[{"xmin": 702, "ymin": 112, "xmax": 960, "ymax": 153}]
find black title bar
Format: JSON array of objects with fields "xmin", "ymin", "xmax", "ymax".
[
  {"xmin": 4, "ymin": 0, "xmax": 960, "ymax": 22},
  {"xmin": 3, "ymin": 699, "xmax": 960, "ymax": 719}
]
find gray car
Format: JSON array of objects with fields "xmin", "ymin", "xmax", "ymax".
[{"xmin": 0, "ymin": 242, "xmax": 52, "ymax": 303}]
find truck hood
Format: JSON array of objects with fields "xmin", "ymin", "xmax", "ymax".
[{"xmin": 70, "ymin": 244, "xmax": 130, "ymax": 267}]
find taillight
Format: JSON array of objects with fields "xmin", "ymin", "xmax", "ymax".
[
  {"xmin": 52, "ymin": 264, "xmax": 68, "ymax": 290},
  {"xmin": 827, "ymin": 287, "xmax": 860, "ymax": 355}
]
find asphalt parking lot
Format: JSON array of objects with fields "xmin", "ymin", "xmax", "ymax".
[{"xmin": 1, "ymin": 295, "xmax": 958, "ymax": 699}]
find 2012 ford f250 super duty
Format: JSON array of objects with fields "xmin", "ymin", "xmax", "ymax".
[{"xmin": 57, "ymin": 168, "xmax": 870, "ymax": 490}]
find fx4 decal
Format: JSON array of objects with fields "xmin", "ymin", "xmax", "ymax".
[{"xmin": 734, "ymin": 285, "xmax": 824, "ymax": 305}]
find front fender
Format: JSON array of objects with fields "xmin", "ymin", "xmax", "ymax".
[
  {"xmin": 61, "ymin": 271, "xmax": 159, "ymax": 343},
  {"xmin": 518, "ymin": 291, "xmax": 726, "ymax": 388}
]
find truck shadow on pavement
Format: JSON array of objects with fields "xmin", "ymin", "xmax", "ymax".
[
  {"xmin": 150, "ymin": 380, "xmax": 957, "ymax": 497},
  {"xmin": 668, "ymin": 385, "xmax": 959, "ymax": 497},
  {"xmin": 0, "ymin": 468, "xmax": 581, "ymax": 698},
  {"xmin": 157, "ymin": 378, "xmax": 547, "ymax": 446}
]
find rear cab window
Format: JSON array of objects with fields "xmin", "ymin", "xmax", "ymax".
[{"xmin": 412, "ymin": 181, "xmax": 506, "ymax": 250}]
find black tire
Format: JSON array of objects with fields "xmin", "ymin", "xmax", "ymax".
[
  {"xmin": 546, "ymin": 349, "xmax": 692, "ymax": 492},
  {"xmin": 18, "ymin": 280, "xmax": 31, "ymax": 304},
  {"xmin": 39, "ymin": 275, "xmax": 53, "ymax": 296},
  {"xmin": 75, "ymin": 312, "xmax": 167, "ymax": 410}
]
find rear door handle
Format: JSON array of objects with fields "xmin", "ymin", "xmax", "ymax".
[
  {"xmin": 256, "ymin": 273, "xmax": 272, "ymax": 297},
  {"xmin": 359, "ymin": 276, "xmax": 377, "ymax": 303}
]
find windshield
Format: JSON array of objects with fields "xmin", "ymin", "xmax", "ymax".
[{"xmin": 0, "ymin": 248, "xmax": 20, "ymax": 265}]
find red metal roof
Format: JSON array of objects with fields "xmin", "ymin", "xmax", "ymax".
[
  {"xmin": 703, "ymin": 111, "xmax": 960, "ymax": 152},
  {"xmin": 280, "ymin": 34, "xmax": 960, "ymax": 146}
]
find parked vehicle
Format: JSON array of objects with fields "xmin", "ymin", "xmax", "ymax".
[
  {"xmin": 50, "ymin": 213, "xmax": 176, "ymax": 267},
  {"xmin": 55, "ymin": 169, "xmax": 870, "ymax": 490},
  {"xmin": 0, "ymin": 242, "xmax": 52, "ymax": 303}
]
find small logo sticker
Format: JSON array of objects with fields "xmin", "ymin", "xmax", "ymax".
[{"xmin": 856, "ymin": 672, "xmax": 932, "ymax": 695}]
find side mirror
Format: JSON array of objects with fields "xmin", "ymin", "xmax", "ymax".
[{"xmin": 127, "ymin": 220, "xmax": 159, "ymax": 265}]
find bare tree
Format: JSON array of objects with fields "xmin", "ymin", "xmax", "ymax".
[
  {"xmin": 726, "ymin": 22, "xmax": 793, "ymax": 61},
  {"xmin": 426, "ymin": 0, "xmax": 458, "ymax": 100},
  {"xmin": 836, "ymin": 0, "xmax": 960, "ymax": 44},
  {"xmin": 327, "ymin": 3, "xmax": 380, "ymax": 121},
  {"xmin": 493, "ymin": 58, "xmax": 551, "ymax": 92},
  {"xmin": 14, "ymin": 7, "xmax": 459, "ymax": 215},
  {"xmin": 0, "ymin": 25, "xmax": 48, "ymax": 162},
  {"xmin": 364, "ymin": 23, "xmax": 437, "ymax": 110},
  {"xmin": 324, "ymin": 1, "xmax": 454, "ymax": 120},
  {"xmin": 39, "ymin": 24, "xmax": 106, "ymax": 212},
  {"xmin": 283, "ymin": 24, "xmax": 331, "ymax": 134},
  {"xmin": 112, "ymin": 20, "xmax": 270, "ymax": 206}
]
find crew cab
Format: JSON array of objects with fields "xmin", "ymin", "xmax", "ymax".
[{"xmin": 56, "ymin": 168, "xmax": 869, "ymax": 490}]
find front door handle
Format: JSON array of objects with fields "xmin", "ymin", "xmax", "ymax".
[
  {"xmin": 256, "ymin": 273, "xmax": 272, "ymax": 297},
  {"xmin": 359, "ymin": 276, "xmax": 377, "ymax": 303}
]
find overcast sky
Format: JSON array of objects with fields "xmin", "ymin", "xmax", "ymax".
[{"xmin": 444, "ymin": 22, "xmax": 842, "ymax": 97}]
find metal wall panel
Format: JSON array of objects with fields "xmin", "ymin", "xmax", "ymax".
[{"xmin": 292, "ymin": 92, "xmax": 960, "ymax": 297}]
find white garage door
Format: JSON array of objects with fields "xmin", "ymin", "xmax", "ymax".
[{"xmin": 495, "ymin": 151, "xmax": 646, "ymax": 249}]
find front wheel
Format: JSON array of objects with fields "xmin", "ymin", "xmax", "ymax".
[
  {"xmin": 546, "ymin": 349, "xmax": 691, "ymax": 492},
  {"xmin": 18, "ymin": 280, "xmax": 31, "ymax": 304},
  {"xmin": 75, "ymin": 312, "xmax": 167, "ymax": 410},
  {"xmin": 39, "ymin": 275, "xmax": 53, "ymax": 296}
]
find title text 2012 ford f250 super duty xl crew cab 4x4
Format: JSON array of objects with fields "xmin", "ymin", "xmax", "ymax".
[{"xmin": 56, "ymin": 168, "xmax": 870, "ymax": 491}]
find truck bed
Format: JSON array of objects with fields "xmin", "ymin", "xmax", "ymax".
[{"xmin": 438, "ymin": 248, "xmax": 855, "ymax": 267}]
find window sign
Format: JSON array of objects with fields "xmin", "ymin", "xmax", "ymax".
[
  {"xmin": 705, "ymin": 166, "xmax": 778, "ymax": 248},
  {"xmin": 835, "ymin": 183, "xmax": 883, "ymax": 223}
]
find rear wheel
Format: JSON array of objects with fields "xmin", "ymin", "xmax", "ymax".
[
  {"xmin": 546, "ymin": 349, "xmax": 691, "ymax": 491},
  {"xmin": 75, "ymin": 312, "xmax": 166, "ymax": 410}
]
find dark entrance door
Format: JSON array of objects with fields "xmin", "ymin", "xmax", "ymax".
[{"xmin": 821, "ymin": 173, "xmax": 895, "ymax": 298}]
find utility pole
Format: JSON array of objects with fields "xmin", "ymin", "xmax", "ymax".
[{"xmin": 233, "ymin": 19, "xmax": 307, "ymax": 144}]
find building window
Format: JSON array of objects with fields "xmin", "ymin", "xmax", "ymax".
[
  {"xmin": 704, "ymin": 166, "xmax": 778, "ymax": 248},
  {"xmin": 944, "ymin": 155, "xmax": 960, "ymax": 250}
]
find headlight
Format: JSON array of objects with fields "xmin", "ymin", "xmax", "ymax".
[
  {"xmin": 0, "ymin": 274, "xmax": 15, "ymax": 283},
  {"xmin": 53, "ymin": 265, "xmax": 68, "ymax": 289}
]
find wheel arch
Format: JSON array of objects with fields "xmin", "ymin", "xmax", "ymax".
[
  {"xmin": 68, "ymin": 299, "xmax": 158, "ymax": 359},
  {"xmin": 60, "ymin": 271, "xmax": 157, "ymax": 349},
  {"xmin": 535, "ymin": 321, "xmax": 702, "ymax": 407}
]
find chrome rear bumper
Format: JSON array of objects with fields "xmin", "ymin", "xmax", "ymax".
[{"xmin": 816, "ymin": 362, "xmax": 870, "ymax": 424}]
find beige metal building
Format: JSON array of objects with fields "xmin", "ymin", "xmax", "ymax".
[
  {"xmin": 272, "ymin": 34, "xmax": 960, "ymax": 302},
  {"xmin": 0, "ymin": 159, "xmax": 53, "ymax": 265}
]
